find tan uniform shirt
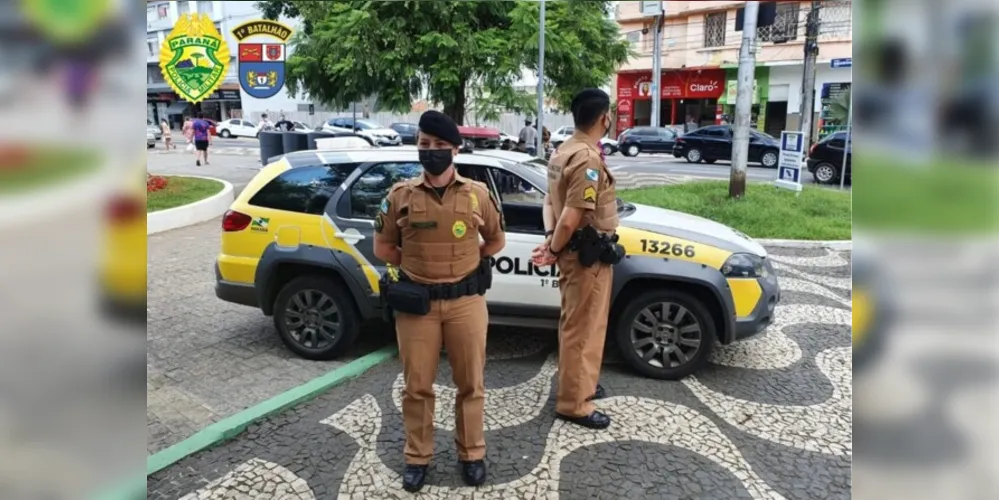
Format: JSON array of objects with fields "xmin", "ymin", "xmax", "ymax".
[
  {"xmin": 548, "ymin": 136, "xmax": 619, "ymax": 234},
  {"xmin": 375, "ymin": 172, "xmax": 504, "ymax": 284}
]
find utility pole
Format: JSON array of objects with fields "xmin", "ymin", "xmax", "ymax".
[
  {"xmin": 839, "ymin": 90, "xmax": 852, "ymax": 190},
  {"xmin": 650, "ymin": 10, "xmax": 662, "ymax": 128},
  {"xmin": 799, "ymin": 0, "xmax": 821, "ymax": 150},
  {"xmin": 536, "ymin": 0, "xmax": 546, "ymax": 158},
  {"xmin": 729, "ymin": 1, "xmax": 760, "ymax": 199}
]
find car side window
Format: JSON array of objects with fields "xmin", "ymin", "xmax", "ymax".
[
  {"xmin": 702, "ymin": 128, "xmax": 726, "ymax": 137},
  {"xmin": 828, "ymin": 138, "xmax": 846, "ymax": 148},
  {"xmin": 231, "ymin": 119, "xmax": 241, "ymax": 126},
  {"xmin": 248, "ymin": 165, "xmax": 354, "ymax": 215},
  {"xmin": 244, "ymin": 121, "xmax": 255, "ymax": 128},
  {"xmin": 349, "ymin": 162, "xmax": 424, "ymax": 219},
  {"xmin": 658, "ymin": 128, "xmax": 674, "ymax": 138},
  {"xmin": 489, "ymin": 168, "xmax": 544, "ymax": 205}
]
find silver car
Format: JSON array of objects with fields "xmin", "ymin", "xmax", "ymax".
[{"xmin": 147, "ymin": 121, "xmax": 162, "ymax": 140}]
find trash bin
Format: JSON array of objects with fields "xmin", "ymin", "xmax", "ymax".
[
  {"xmin": 282, "ymin": 131, "xmax": 310, "ymax": 155},
  {"xmin": 258, "ymin": 131, "xmax": 284, "ymax": 165}
]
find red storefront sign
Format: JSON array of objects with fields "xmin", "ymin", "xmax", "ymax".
[{"xmin": 615, "ymin": 69, "xmax": 725, "ymax": 130}]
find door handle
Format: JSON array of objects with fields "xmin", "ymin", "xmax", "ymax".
[{"xmin": 333, "ymin": 230, "xmax": 365, "ymax": 244}]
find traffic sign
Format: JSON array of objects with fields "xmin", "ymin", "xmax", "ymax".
[
  {"xmin": 830, "ymin": 58, "xmax": 852, "ymax": 68},
  {"xmin": 774, "ymin": 131, "xmax": 804, "ymax": 193}
]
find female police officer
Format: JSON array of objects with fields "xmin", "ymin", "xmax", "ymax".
[{"xmin": 373, "ymin": 110, "xmax": 506, "ymax": 492}]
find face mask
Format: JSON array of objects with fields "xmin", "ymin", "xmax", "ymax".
[{"xmin": 418, "ymin": 148, "xmax": 453, "ymax": 176}]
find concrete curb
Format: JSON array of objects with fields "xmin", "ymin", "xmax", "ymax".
[
  {"xmin": 147, "ymin": 176, "xmax": 233, "ymax": 235},
  {"xmin": 146, "ymin": 345, "xmax": 398, "ymax": 477},
  {"xmin": 757, "ymin": 239, "xmax": 852, "ymax": 250}
]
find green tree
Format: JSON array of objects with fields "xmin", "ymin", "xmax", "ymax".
[{"xmin": 258, "ymin": 0, "xmax": 630, "ymax": 125}]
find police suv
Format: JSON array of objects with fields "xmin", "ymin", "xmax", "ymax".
[{"xmin": 215, "ymin": 148, "xmax": 780, "ymax": 379}]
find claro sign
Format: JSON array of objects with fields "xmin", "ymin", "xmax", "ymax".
[
  {"xmin": 617, "ymin": 69, "xmax": 726, "ymax": 101},
  {"xmin": 689, "ymin": 80, "xmax": 719, "ymax": 94}
]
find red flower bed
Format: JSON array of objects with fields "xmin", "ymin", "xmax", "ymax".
[{"xmin": 147, "ymin": 174, "xmax": 168, "ymax": 193}]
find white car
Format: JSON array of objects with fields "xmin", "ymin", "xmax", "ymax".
[
  {"xmin": 550, "ymin": 126, "xmax": 618, "ymax": 156},
  {"xmin": 321, "ymin": 117, "xmax": 402, "ymax": 146},
  {"xmin": 217, "ymin": 119, "xmax": 259, "ymax": 138},
  {"xmin": 146, "ymin": 131, "xmax": 156, "ymax": 148}
]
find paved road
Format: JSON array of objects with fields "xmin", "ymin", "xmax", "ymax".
[{"xmin": 147, "ymin": 246, "xmax": 851, "ymax": 499}]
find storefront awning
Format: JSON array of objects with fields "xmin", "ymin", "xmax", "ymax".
[{"xmin": 164, "ymin": 101, "xmax": 190, "ymax": 114}]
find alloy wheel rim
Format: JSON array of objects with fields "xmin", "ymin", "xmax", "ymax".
[
  {"xmin": 284, "ymin": 289, "xmax": 341, "ymax": 350},
  {"xmin": 689, "ymin": 149, "xmax": 701, "ymax": 161},
  {"xmin": 630, "ymin": 301, "xmax": 703, "ymax": 369},
  {"xmin": 816, "ymin": 165, "xmax": 835, "ymax": 182},
  {"xmin": 628, "ymin": 145, "xmax": 638, "ymax": 156},
  {"xmin": 763, "ymin": 152, "xmax": 777, "ymax": 166}
]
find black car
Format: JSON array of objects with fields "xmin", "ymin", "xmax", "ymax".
[
  {"xmin": 618, "ymin": 126, "xmax": 678, "ymax": 157},
  {"xmin": 806, "ymin": 131, "xmax": 851, "ymax": 184},
  {"xmin": 389, "ymin": 123, "xmax": 418, "ymax": 145},
  {"xmin": 672, "ymin": 125, "xmax": 780, "ymax": 168}
]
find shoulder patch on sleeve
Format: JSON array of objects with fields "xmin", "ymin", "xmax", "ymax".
[
  {"xmin": 374, "ymin": 213, "xmax": 384, "ymax": 233},
  {"xmin": 379, "ymin": 198, "xmax": 390, "ymax": 214},
  {"xmin": 585, "ymin": 168, "xmax": 599, "ymax": 182}
]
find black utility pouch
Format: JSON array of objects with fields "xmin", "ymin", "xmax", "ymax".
[
  {"xmin": 385, "ymin": 281, "xmax": 431, "ymax": 315},
  {"xmin": 477, "ymin": 258, "xmax": 493, "ymax": 294}
]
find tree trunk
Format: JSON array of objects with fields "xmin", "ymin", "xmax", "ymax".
[{"xmin": 442, "ymin": 80, "xmax": 467, "ymax": 126}]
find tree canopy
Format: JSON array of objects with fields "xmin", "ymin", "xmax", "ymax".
[{"xmin": 257, "ymin": 0, "xmax": 630, "ymax": 125}]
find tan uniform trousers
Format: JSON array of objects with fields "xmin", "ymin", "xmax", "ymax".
[
  {"xmin": 556, "ymin": 254, "xmax": 613, "ymax": 417},
  {"xmin": 395, "ymin": 294, "xmax": 488, "ymax": 465}
]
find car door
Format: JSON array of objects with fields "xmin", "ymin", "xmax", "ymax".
[
  {"xmin": 240, "ymin": 120, "xmax": 257, "ymax": 137},
  {"xmin": 656, "ymin": 128, "xmax": 676, "ymax": 152},
  {"xmin": 476, "ymin": 165, "xmax": 561, "ymax": 310}
]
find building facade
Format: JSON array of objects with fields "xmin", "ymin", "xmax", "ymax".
[
  {"xmin": 613, "ymin": 0, "xmax": 852, "ymax": 139},
  {"xmin": 145, "ymin": 1, "xmax": 311, "ymax": 127}
]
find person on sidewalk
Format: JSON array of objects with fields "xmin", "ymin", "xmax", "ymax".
[
  {"xmin": 182, "ymin": 116, "xmax": 194, "ymax": 153},
  {"xmin": 518, "ymin": 118, "xmax": 538, "ymax": 156},
  {"xmin": 373, "ymin": 110, "xmax": 506, "ymax": 493},
  {"xmin": 274, "ymin": 113, "xmax": 295, "ymax": 132},
  {"xmin": 256, "ymin": 113, "xmax": 274, "ymax": 135},
  {"xmin": 192, "ymin": 112, "xmax": 212, "ymax": 166},
  {"xmin": 159, "ymin": 119, "xmax": 174, "ymax": 150},
  {"xmin": 532, "ymin": 88, "xmax": 619, "ymax": 430}
]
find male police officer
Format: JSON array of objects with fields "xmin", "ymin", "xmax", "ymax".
[
  {"xmin": 532, "ymin": 89, "xmax": 619, "ymax": 429},
  {"xmin": 373, "ymin": 110, "xmax": 506, "ymax": 492}
]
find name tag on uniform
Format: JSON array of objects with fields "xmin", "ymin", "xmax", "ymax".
[{"xmin": 410, "ymin": 221, "xmax": 438, "ymax": 229}]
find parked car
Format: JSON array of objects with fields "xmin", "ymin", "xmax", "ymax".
[
  {"xmin": 217, "ymin": 118, "xmax": 258, "ymax": 138},
  {"xmin": 550, "ymin": 126, "xmax": 619, "ymax": 156},
  {"xmin": 457, "ymin": 125, "xmax": 501, "ymax": 149},
  {"xmin": 214, "ymin": 148, "xmax": 780, "ymax": 380},
  {"xmin": 293, "ymin": 121, "xmax": 315, "ymax": 132},
  {"xmin": 146, "ymin": 131, "xmax": 156, "ymax": 148},
  {"xmin": 146, "ymin": 121, "xmax": 162, "ymax": 140},
  {"xmin": 389, "ymin": 123, "xmax": 419, "ymax": 145},
  {"xmin": 806, "ymin": 131, "xmax": 851, "ymax": 185},
  {"xmin": 618, "ymin": 126, "xmax": 678, "ymax": 157},
  {"xmin": 322, "ymin": 117, "xmax": 402, "ymax": 146},
  {"xmin": 673, "ymin": 125, "xmax": 780, "ymax": 168}
]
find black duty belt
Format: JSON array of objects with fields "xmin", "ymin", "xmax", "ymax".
[{"xmin": 400, "ymin": 272, "xmax": 480, "ymax": 300}]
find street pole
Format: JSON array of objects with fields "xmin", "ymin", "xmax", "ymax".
[
  {"xmin": 536, "ymin": 0, "xmax": 546, "ymax": 158},
  {"xmin": 839, "ymin": 89, "xmax": 852, "ymax": 190},
  {"xmin": 650, "ymin": 11, "xmax": 662, "ymax": 128},
  {"xmin": 798, "ymin": 0, "xmax": 821, "ymax": 150},
  {"xmin": 729, "ymin": 1, "xmax": 759, "ymax": 199}
]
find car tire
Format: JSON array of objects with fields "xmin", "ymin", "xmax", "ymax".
[
  {"xmin": 625, "ymin": 144, "xmax": 640, "ymax": 157},
  {"xmin": 220, "ymin": 129, "xmax": 231, "ymax": 138},
  {"xmin": 273, "ymin": 276, "xmax": 360, "ymax": 361},
  {"xmin": 614, "ymin": 289, "xmax": 716, "ymax": 380},
  {"xmin": 601, "ymin": 144, "xmax": 613, "ymax": 156},
  {"xmin": 685, "ymin": 148, "xmax": 703, "ymax": 163},
  {"xmin": 813, "ymin": 162, "xmax": 838, "ymax": 184},
  {"xmin": 760, "ymin": 149, "xmax": 779, "ymax": 168}
]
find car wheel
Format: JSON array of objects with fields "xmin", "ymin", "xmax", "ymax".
[
  {"xmin": 601, "ymin": 144, "xmax": 613, "ymax": 156},
  {"xmin": 813, "ymin": 162, "xmax": 837, "ymax": 184},
  {"xmin": 761, "ymin": 150, "xmax": 779, "ymax": 168},
  {"xmin": 273, "ymin": 276, "xmax": 360, "ymax": 360},
  {"xmin": 703, "ymin": 159, "xmax": 717, "ymax": 164},
  {"xmin": 220, "ymin": 129, "xmax": 231, "ymax": 138},
  {"xmin": 626, "ymin": 144, "xmax": 640, "ymax": 157},
  {"xmin": 685, "ymin": 148, "xmax": 703, "ymax": 163},
  {"xmin": 614, "ymin": 290, "xmax": 716, "ymax": 380}
]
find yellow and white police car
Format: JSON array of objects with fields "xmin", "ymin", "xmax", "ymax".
[{"xmin": 215, "ymin": 148, "xmax": 780, "ymax": 379}]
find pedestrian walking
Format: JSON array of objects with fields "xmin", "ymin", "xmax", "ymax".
[
  {"xmin": 685, "ymin": 115, "xmax": 699, "ymax": 133},
  {"xmin": 373, "ymin": 110, "xmax": 506, "ymax": 493},
  {"xmin": 182, "ymin": 116, "xmax": 195, "ymax": 153},
  {"xmin": 192, "ymin": 112, "xmax": 212, "ymax": 166},
  {"xmin": 256, "ymin": 113, "xmax": 274, "ymax": 134},
  {"xmin": 160, "ymin": 119, "xmax": 174, "ymax": 150},
  {"xmin": 532, "ymin": 88, "xmax": 622, "ymax": 430},
  {"xmin": 518, "ymin": 118, "xmax": 538, "ymax": 156}
]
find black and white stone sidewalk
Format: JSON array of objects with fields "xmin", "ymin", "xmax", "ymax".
[{"xmin": 147, "ymin": 247, "xmax": 852, "ymax": 500}]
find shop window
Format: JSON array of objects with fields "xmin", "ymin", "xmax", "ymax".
[
  {"xmin": 758, "ymin": 2, "xmax": 799, "ymax": 42},
  {"xmin": 147, "ymin": 38, "xmax": 158, "ymax": 57},
  {"xmin": 157, "ymin": 4, "xmax": 169, "ymax": 19},
  {"xmin": 625, "ymin": 31, "xmax": 640, "ymax": 48},
  {"xmin": 703, "ymin": 12, "xmax": 726, "ymax": 48}
]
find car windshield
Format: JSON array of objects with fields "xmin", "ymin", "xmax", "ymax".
[{"xmin": 355, "ymin": 120, "xmax": 382, "ymax": 130}]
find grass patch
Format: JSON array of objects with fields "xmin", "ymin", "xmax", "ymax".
[
  {"xmin": 853, "ymin": 155, "xmax": 999, "ymax": 234},
  {"xmin": 619, "ymin": 181, "xmax": 852, "ymax": 240},
  {"xmin": 0, "ymin": 148, "xmax": 102, "ymax": 195},
  {"xmin": 147, "ymin": 176, "xmax": 224, "ymax": 213}
]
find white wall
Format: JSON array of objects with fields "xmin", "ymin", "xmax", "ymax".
[{"xmin": 768, "ymin": 64, "xmax": 852, "ymax": 113}]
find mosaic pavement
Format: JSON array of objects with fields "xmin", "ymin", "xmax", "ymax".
[{"xmin": 147, "ymin": 247, "xmax": 852, "ymax": 499}]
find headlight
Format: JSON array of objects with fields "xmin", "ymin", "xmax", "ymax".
[{"xmin": 722, "ymin": 253, "xmax": 765, "ymax": 278}]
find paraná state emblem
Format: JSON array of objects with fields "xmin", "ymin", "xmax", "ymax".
[
  {"xmin": 159, "ymin": 13, "xmax": 231, "ymax": 104},
  {"xmin": 232, "ymin": 19, "xmax": 294, "ymax": 99}
]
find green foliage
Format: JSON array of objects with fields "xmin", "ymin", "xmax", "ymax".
[
  {"xmin": 827, "ymin": 87, "xmax": 850, "ymax": 123},
  {"xmin": 266, "ymin": 0, "xmax": 629, "ymax": 124}
]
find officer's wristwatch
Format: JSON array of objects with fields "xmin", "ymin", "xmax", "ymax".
[{"xmin": 544, "ymin": 230, "xmax": 554, "ymax": 237}]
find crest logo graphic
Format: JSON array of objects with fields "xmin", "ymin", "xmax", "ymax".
[
  {"xmin": 159, "ymin": 13, "xmax": 230, "ymax": 104},
  {"xmin": 232, "ymin": 19, "xmax": 294, "ymax": 99}
]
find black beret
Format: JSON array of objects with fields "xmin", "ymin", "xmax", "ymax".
[
  {"xmin": 570, "ymin": 88, "xmax": 610, "ymax": 113},
  {"xmin": 418, "ymin": 110, "xmax": 462, "ymax": 146}
]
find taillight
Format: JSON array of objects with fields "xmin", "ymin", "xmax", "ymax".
[
  {"xmin": 222, "ymin": 210, "xmax": 252, "ymax": 232},
  {"xmin": 105, "ymin": 196, "xmax": 143, "ymax": 223},
  {"xmin": 675, "ymin": 138, "xmax": 685, "ymax": 144},
  {"xmin": 809, "ymin": 144, "xmax": 818, "ymax": 157}
]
